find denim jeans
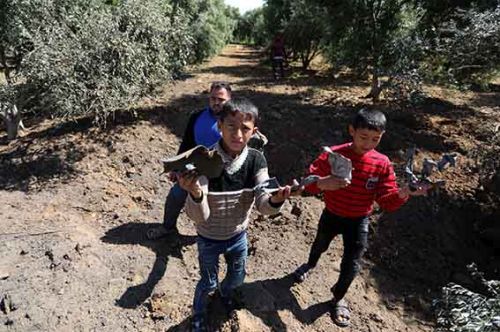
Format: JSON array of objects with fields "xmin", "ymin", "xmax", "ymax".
[
  {"xmin": 307, "ymin": 209, "xmax": 369, "ymax": 301},
  {"xmin": 192, "ymin": 232, "xmax": 247, "ymax": 318},
  {"xmin": 163, "ymin": 182, "xmax": 188, "ymax": 229}
]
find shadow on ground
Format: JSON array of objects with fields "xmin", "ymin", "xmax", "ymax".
[
  {"xmin": 167, "ymin": 273, "xmax": 334, "ymax": 331},
  {"xmin": 101, "ymin": 222, "xmax": 196, "ymax": 309},
  {"xmin": 0, "ymin": 87, "xmax": 484, "ymax": 193},
  {"xmin": 2, "ymin": 45, "xmax": 488, "ymax": 192},
  {"xmin": 366, "ymin": 188, "xmax": 499, "ymax": 321}
]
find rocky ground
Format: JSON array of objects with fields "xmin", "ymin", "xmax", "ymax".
[{"xmin": 1, "ymin": 44, "xmax": 498, "ymax": 331}]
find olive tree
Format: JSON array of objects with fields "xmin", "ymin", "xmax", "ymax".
[
  {"xmin": 0, "ymin": 0, "xmax": 193, "ymax": 138},
  {"xmin": 430, "ymin": 5, "xmax": 500, "ymax": 87}
]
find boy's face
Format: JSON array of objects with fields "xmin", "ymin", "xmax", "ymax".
[
  {"xmin": 349, "ymin": 125, "xmax": 384, "ymax": 155},
  {"xmin": 218, "ymin": 112, "xmax": 257, "ymax": 156},
  {"xmin": 209, "ymin": 87, "xmax": 231, "ymax": 114}
]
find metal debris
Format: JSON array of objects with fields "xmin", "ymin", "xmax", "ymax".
[
  {"xmin": 438, "ymin": 153, "xmax": 459, "ymax": 171},
  {"xmin": 403, "ymin": 147, "xmax": 458, "ymax": 191},
  {"xmin": 323, "ymin": 147, "xmax": 353, "ymax": 180}
]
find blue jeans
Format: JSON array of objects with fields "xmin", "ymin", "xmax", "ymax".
[
  {"xmin": 163, "ymin": 182, "xmax": 187, "ymax": 229},
  {"xmin": 192, "ymin": 232, "xmax": 247, "ymax": 318}
]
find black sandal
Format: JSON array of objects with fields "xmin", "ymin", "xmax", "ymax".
[{"xmin": 333, "ymin": 299, "xmax": 350, "ymax": 327}]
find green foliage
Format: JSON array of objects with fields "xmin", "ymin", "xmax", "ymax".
[
  {"xmin": 0, "ymin": 0, "xmax": 238, "ymax": 129},
  {"xmin": 284, "ymin": 0, "xmax": 327, "ymax": 69},
  {"xmin": 378, "ymin": 6, "xmax": 428, "ymax": 102},
  {"xmin": 263, "ymin": 0, "xmax": 292, "ymax": 37},
  {"xmin": 179, "ymin": 0, "xmax": 237, "ymax": 63},
  {"xmin": 318, "ymin": 0, "xmax": 499, "ymax": 89},
  {"xmin": 104, "ymin": 0, "xmax": 120, "ymax": 5},
  {"xmin": 414, "ymin": 0, "xmax": 498, "ymax": 29},
  {"xmin": 435, "ymin": 264, "xmax": 500, "ymax": 332},
  {"xmin": 233, "ymin": 8, "xmax": 267, "ymax": 45},
  {"xmin": 322, "ymin": 0, "xmax": 409, "ymax": 73},
  {"xmin": 252, "ymin": 0, "xmax": 499, "ymax": 98},
  {"xmin": 259, "ymin": 0, "xmax": 326, "ymax": 69},
  {"xmin": 0, "ymin": 0, "xmax": 195, "ymax": 124},
  {"xmin": 311, "ymin": 1, "xmax": 431, "ymax": 100},
  {"xmin": 428, "ymin": 5, "xmax": 500, "ymax": 87}
]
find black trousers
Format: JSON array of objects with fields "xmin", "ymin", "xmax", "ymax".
[
  {"xmin": 272, "ymin": 58, "xmax": 284, "ymax": 79},
  {"xmin": 307, "ymin": 209, "xmax": 369, "ymax": 301}
]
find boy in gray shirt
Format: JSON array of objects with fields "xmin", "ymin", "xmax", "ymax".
[{"xmin": 178, "ymin": 97, "xmax": 293, "ymax": 331}]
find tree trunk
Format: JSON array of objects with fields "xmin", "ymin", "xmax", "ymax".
[
  {"xmin": 0, "ymin": 44, "xmax": 13, "ymax": 84},
  {"xmin": 1, "ymin": 104, "xmax": 23, "ymax": 140},
  {"xmin": 366, "ymin": 1, "xmax": 382, "ymax": 101},
  {"xmin": 365, "ymin": 71, "xmax": 382, "ymax": 101},
  {"xmin": 301, "ymin": 56, "xmax": 311, "ymax": 71}
]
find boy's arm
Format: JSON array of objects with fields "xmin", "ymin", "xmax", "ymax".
[
  {"xmin": 184, "ymin": 175, "xmax": 210, "ymax": 222},
  {"xmin": 375, "ymin": 161, "xmax": 408, "ymax": 212},
  {"xmin": 304, "ymin": 152, "xmax": 332, "ymax": 194},
  {"xmin": 254, "ymin": 167, "xmax": 284, "ymax": 215}
]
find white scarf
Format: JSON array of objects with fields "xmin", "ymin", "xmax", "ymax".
[{"xmin": 214, "ymin": 142, "xmax": 249, "ymax": 175}]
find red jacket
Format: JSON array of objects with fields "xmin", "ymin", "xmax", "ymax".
[
  {"xmin": 306, "ymin": 143, "xmax": 407, "ymax": 218},
  {"xmin": 271, "ymin": 37, "xmax": 285, "ymax": 57}
]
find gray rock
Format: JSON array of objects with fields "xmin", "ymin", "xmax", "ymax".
[
  {"xmin": 0, "ymin": 269, "xmax": 9, "ymax": 280},
  {"xmin": 1, "ymin": 294, "xmax": 17, "ymax": 314}
]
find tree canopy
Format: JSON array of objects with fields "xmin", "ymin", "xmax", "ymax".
[
  {"xmin": 1, "ymin": 0, "xmax": 499, "ymax": 138},
  {"xmin": 0, "ymin": 0, "xmax": 237, "ymax": 134}
]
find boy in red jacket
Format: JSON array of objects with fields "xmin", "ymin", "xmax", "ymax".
[{"xmin": 294, "ymin": 108, "xmax": 428, "ymax": 327}]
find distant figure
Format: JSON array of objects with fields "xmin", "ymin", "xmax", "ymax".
[{"xmin": 270, "ymin": 33, "xmax": 286, "ymax": 80}]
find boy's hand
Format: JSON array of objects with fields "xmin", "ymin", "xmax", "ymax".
[
  {"xmin": 290, "ymin": 176, "xmax": 320, "ymax": 195},
  {"xmin": 270, "ymin": 185, "xmax": 293, "ymax": 204},
  {"xmin": 317, "ymin": 175, "xmax": 350, "ymax": 191},
  {"xmin": 178, "ymin": 170, "xmax": 203, "ymax": 199},
  {"xmin": 289, "ymin": 179, "xmax": 303, "ymax": 196}
]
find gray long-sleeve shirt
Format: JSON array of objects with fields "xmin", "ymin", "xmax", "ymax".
[{"xmin": 185, "ymin": 142, "xmax": 282, "ymax": 240}]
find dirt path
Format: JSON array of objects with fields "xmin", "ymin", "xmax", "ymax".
[{"xmin": 1, "ymin": 45, "xmax": 498, "ymax": 331}]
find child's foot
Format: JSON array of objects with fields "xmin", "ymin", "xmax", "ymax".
[
  {"xmin": 332, "ymin": 299, "xmax": 350, "ymax": 327},
  {"xmin": 191, "ymin": 315, "xmax": 207, "ymax": 332},
  {"xmin": 146, "ymin": 225, "xmax": 177, "ymax": 240},
  {"xmin": 293, "ymin": 263, "xmax": 311, "ymax": 283}
]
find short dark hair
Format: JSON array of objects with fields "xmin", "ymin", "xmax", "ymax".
[
  {"xmin": 210, "ymin": 81, "xmax": 232, "ymax": 93},
  {"xmin": 219, "ymin": 97, "xmax": 259, "ymax": 124},
  {"xmin": 351, "ymin": 108, "xmax": 386, "ymax": 131}
]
